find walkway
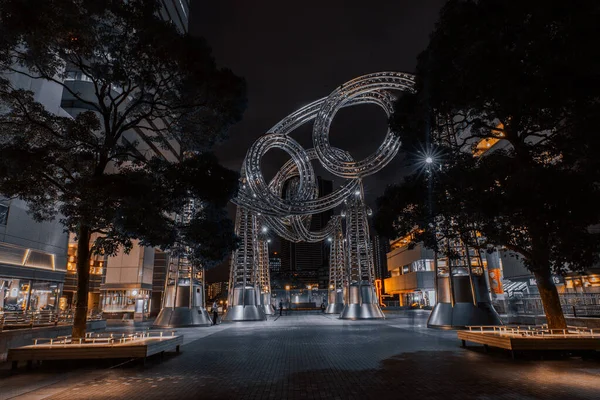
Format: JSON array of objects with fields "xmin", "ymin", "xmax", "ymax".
[{"xmin": 1, "ymin": 311, "xmax": 598, "ymax": 399}]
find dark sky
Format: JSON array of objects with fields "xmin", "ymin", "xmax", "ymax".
[{"xmin": 190, "ymin": 0, "xmax": 446, "ymax": 282}]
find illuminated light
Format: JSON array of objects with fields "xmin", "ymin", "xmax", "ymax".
[
  {"xmin": 132, "ymin": 290, "xmax": 138, "ymax": 296},
  {"xmin": 262, "ymin": 226, "xmax": 268, "ymax": 233},
  {"xmin": 267, "ymin": 239, "xmax": 272, "ymax": 243},
  {"xmin": 327, "ymin": 237, "xmax": 332, "ymax": 242},
  {"xmin": 22, "ymin": 249, "xmax": 30, "ymax": 265},
  {"xmin": 354, "ymin": 190, "xmax": 360, "ymax": 196},
  {"xmin": 425, "ymin": 156, "xmax": 433, "ymax": 164},
  {"xmin": 329, "ymin": 284, "xmax": 334, "ymax": 289},
  {"xmin": 285, "ymin": 285, "xmax": 290, "ymax": 290}
]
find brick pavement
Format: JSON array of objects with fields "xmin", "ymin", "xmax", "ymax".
[{"xmin": 1, "ymin": 311, "xmax": 598, "ymax": 399}]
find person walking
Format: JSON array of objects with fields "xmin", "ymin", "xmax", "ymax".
[
  {"xmin": 212, "ymin": 300, "xmax": 219, "ymax": 325},
  {"xmin": 321, "ymin": 301, "xmax": 326, "ymax": 313},
  {"xmin": 279, "ymin": 300, "xmax": 283, "ymax": 316}
]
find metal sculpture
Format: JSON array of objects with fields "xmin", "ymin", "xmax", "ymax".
[
  {"xmin": 428, "ymin": 234, "xmax": 502, "ymax": 329},
  {"xmin": 326, "ymin": 219, "xmax": 346, "ymax": 314},
  {"xmin": 257, "ymin": 235, "xmax": 275, "ymax": 315},
  {"xmin": 224, "ymin": 72, "xmax": 416, "ymax": 321},
  {"xmin": 222, "ymin": 207, "xmax": 266, "ymax": 321},
  {"xmin": 340, "ymin": 185, "xmax": 384, "ymax": 319},
  {"xmin": 154, "ymin": 199, "xmax": 212, "ymax": 327}
]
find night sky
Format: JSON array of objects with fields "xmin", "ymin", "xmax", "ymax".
[{"xmin": 190, "ymin": 0, "xmax": 446, "ymax": 281}]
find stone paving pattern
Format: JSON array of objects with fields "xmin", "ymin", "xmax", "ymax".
[{"xmin": 1, "ymin": 311, "xmax": 599, "ymax": 399}]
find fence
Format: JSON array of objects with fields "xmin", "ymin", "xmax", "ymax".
[
  {"xmin": 0, "ymin": 310, "xmax": 103, "ymax": 331},
  {"xmin": 492, "ymin": 293, "xmax": 600, "ymax": 318}
]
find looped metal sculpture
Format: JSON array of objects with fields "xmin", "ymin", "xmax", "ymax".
[{"xmin": 224, "ymin": 72, "xmax": 416, "ymax": 321}]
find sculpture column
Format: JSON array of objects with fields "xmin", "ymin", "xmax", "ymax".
[
  {"xmin": 326, "ymin": 219, "xmax": 346, "ymax": 314},
  {"xmin": 257, "ymin": 235, "xmax": 274, "ymax": 315},
  {"xmin": 427, "ymin": 233, "xmax": 502, "ymax": 329},
  {"xmin": 154, "ymin": 200, "xmax": 212, "ymax": 327},
  {"xmin": 340, "ymin": 186, "xmax": 384, "ymax": 319},
  {"xmin": 222, "ymin": 206, "xmax": 266, "ymax": 321}
]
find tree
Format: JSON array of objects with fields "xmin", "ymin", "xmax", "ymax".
[
  {"xmin": 376, "ymin": 0, "xmax": 600, "ymax": 329},
  {"xmin": 0, "ymin": 0, "xmax": 245, "ymax": 338}
]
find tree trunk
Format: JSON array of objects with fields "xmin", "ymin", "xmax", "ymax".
[
  {"xmin": 534, "ymin": 269, "xmax": 567, "ymax": 330},
  {"xmin": 72, "ymin": 225, "xmax": 92, "ymax": 340}
]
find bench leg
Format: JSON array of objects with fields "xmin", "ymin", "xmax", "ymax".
[
  {"xmin": 510, "ymin": 350, "xmax": 515, "ymax": 360},
  {"xmin": 461, "ymin": 339, "xmax": 466, "ymax": 348},
  {"xmin": 26, "ymin": 360, "xmax": 33, "ymax": 370},
  {"xmin": 176, "ymin": 345, "xmax": 180, "ymax": 354},
  {"xmin": 11, "ymin": 361, "xmax": 18, "ymax": 371},
  {"xmin": 484, "ymin": 344, "xmax": 489, "ymax": 353}
]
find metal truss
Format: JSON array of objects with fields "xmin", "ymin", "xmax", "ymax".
[
  {"xmin": 328, "ymin": 219, "xmax": 347, "ymax": 291},
  {"xmin": 344, "ymin": 186, "xmax": 376, "ymax": 286}
]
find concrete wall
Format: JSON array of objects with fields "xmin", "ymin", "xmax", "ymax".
[{"xmin": 104, "ymin": 243, "xmax": 155, "ymax": 288}]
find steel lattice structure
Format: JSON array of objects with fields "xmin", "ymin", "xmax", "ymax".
[
  {"xmin": 325, "ymin": 219, "xmax": 347, "ymax": 314},
  {"xmin": 224, "ymin": 72, "xmax": 415, "ymax": 321}
]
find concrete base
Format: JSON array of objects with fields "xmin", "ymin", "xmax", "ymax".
[
  {"xmin": 427, "ymin": 302, "xmax": 502, "ymax": 330},
  {"xmin": 325, "ymin": 303, "xmax": 345, "ymax": 314},
  {"xmin": 152, "ymin": 307, "xmax": 212, "ymax": 328},
  {"xmin": 222, "ymin": 305, "xmax": 266, "ymax": 322},
  {"xmin": 340, "ymin": 303, "xmax": 385, "ymax": 319}
]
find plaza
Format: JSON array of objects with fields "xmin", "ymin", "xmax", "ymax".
[{"xmin": 1, "ymin": 311, "xmax": 598, "ymax": 400}]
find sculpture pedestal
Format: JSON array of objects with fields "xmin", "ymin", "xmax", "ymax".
[
  {"xmin": 339, "ymin": 283, "xmax": 384, "ymax": 319},
  {"xmin": 153, "ymin": 307, "xmax": 212, "ymax": 328},
  {"xmin": 222, "ymin": 285, "xmax": 267, "ymax": 322},
  {"xmin": 427, "ymin": 302, "xmax": 502, "ymax": 329}
]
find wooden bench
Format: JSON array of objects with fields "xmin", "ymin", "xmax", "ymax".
[
  {"xmin": 458, "ymin": 330, "xmax": 600, "ymax": 358},
  {"xmin": 8, "ymin": 334, "xmax": 183, "ymax": 370}
]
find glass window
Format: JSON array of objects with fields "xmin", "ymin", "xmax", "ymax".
[{"xmin": 0, "ymin": 278, "xmax": 30, "ymax": 311}]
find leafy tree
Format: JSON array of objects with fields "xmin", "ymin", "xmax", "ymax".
[
  {"xmin": 0, "ymin": 0, "xmax": 245, "ymax": 338},
  {"xmin": 376, "ymin": 0, "xmax": 600, "ymax": 329}
]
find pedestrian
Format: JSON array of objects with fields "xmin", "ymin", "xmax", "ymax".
[
  {"xmin": 212, "ymin": 300, "xmax": 219, "ymax": 325},
  {"xmin": 279, "ymin": 300, "xmax": 283, "ymax": 316},
  {"xmin": 321, "ymin": 301, "xmax": 326, "ymax": 313}
]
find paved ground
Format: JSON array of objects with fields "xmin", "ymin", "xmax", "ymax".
[{"xmin": 1, "ymin": 311, "xmax": 599, "ymax": 400}]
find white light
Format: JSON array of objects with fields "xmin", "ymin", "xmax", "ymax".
[
  {"xmin": 267, "ymin": 239, "xmax": 272, "ymax": 243},
  {"xmin": 354, "ymin": 190, "xmax": 360, "ymax": 196},
  {"xmin": 327, "ymin": 237, "xmax": 332, "ymax": 242},
  {"xmin": 262, "ymin": 227, "xmax": 268, "ymax": 233},
  {"xmin": 132, "ymin": 290, "xmax": 138, "ymax": 296},
  {"xmin": 425, "ymin": 156, "xmax": 433, "ymax": 164}
]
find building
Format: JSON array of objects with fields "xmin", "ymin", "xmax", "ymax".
[
  {"xmin": 269, "ymin": 253, "xmax": 282, "ymax": 275},
  {"xmin": 1, "ymin": 1, "xmax": 191, "ymax": 319},
  {"xmin": 0, "ymin": 54, "xmax": 70, "ymax": 315},
  {"xmin": 384, "ymin": 235, "xmax": 436, "ymax": 308},
  {"xmin": 207, "ymin": 282, "xmax": 228, "ymax": 301},
  {"xmin": 280, "ymin": 177, "xmax": 333, "ymax": 288},
  {"xmin": 372, "ymin": 235, "xmax": 390, "ymax": 284}
]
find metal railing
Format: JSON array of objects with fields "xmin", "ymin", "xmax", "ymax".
[
  {"xmin": 0, "ymin": 310, "xmax": 104, "ymax": 331},
  {"xmin": 31, "ymin": 330, "xmax": 177, "ymax": 346},
  {"xmin": 465, "ymin": 324, "xmax": 600, "ymax": 338},
  {"xmin": 492, "ymin": 293, "xmax": 600, "ymax": 318}
]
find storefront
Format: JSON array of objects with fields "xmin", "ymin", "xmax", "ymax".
[
  {"xmin": 0, "ymin": 278, "xmax": 62, "ymax": 312},
  {"xmin": 100, "ymin": 287, "xmax": 151, "ymax": 319}
]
